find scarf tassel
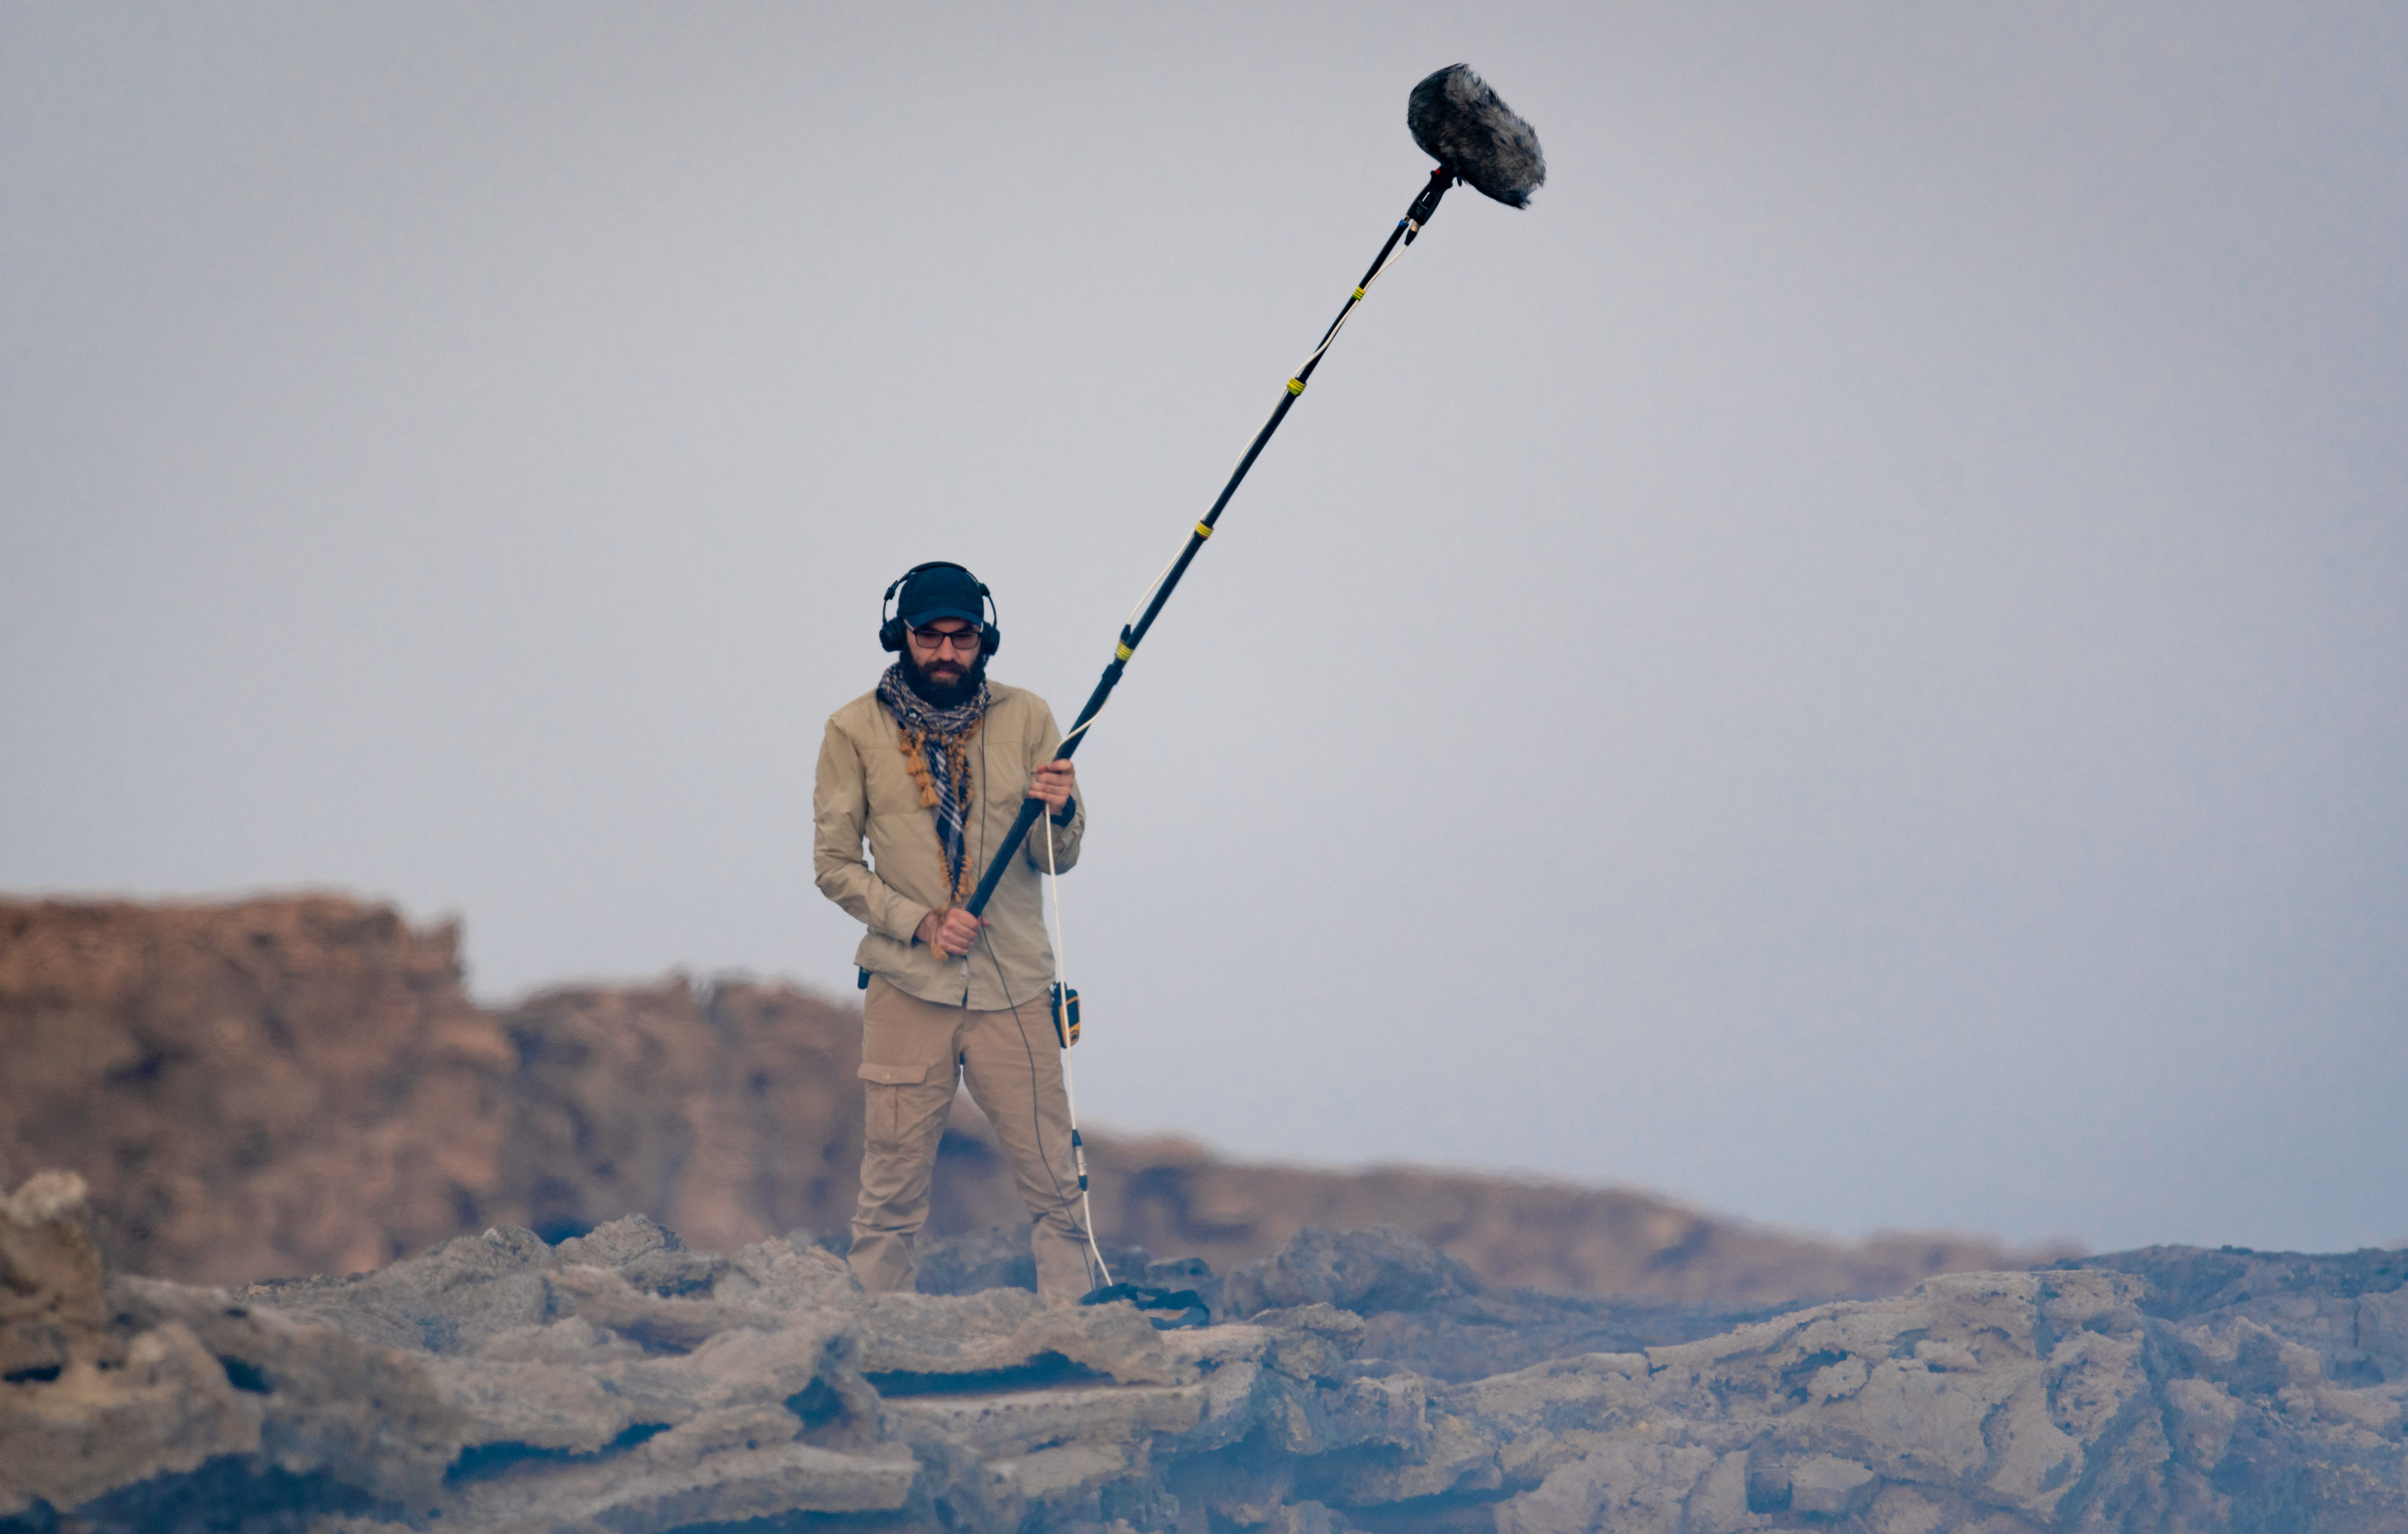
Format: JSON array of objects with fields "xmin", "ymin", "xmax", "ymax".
[{"xmin": 879, "ymin": 667, "xmax": 990, "ymax": 910}]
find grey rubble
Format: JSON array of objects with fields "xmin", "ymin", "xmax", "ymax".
[{"xmin": 5, "ymin": 1177, "xmax": 2406, "ymax": 1534}]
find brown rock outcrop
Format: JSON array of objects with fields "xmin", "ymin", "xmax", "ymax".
[
  {"xmin": 497, "ymin": 977, "xmax": 870, "ymax": 1256},
  {"xmin": 1083, "ymin": 1134, "xmax": 2044, "ymax": 1304},
  {"xmin": 0, "ymin": 896, "xmax": 511, "ymax": 1281},
  {"xmin": 2, "ymin": 894, "xmax": 2058, "ymax": 1301}
]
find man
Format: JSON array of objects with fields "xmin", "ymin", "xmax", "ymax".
[{"xmin": 812, "ymin": 561, "xmax": 1097, "ymax": 1304}]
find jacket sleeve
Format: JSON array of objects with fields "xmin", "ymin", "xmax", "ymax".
[
  {"xmin": 814, "ymin": 716, "xmax": 932, "ymax": 943},
  {"xmin": 1022, "ymin": 705, "xmax": 1087, "ymax": 873}
]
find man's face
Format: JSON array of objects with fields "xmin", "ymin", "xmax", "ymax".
[{"xmin": 905, "ymin": 618, "xmax": 982, "ymax": 688}]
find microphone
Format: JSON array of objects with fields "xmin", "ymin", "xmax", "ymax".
[{"xmin": 1408, "ymin": 64, "xmax": 1547, "ymax": 209}]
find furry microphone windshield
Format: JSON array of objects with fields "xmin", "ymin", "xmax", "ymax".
[{"xmin": 1408, "ymin": 64, "xmax": 1546, "ymax": 209}]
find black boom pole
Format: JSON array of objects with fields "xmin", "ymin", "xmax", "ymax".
[
  {"xmin": 962, "ymin": 65, "xmax": 1543, "ymax": 918},
  {"xmin": 961, "ymin": 174, "xmax": 1451, "ymax": 917}
]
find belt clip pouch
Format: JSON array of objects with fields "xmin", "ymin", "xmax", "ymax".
[{"xmin": 1050, "ymin": 983, "xmax": 1081, "ymax": 1047}]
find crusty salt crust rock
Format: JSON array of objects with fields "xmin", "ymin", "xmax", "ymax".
[{"xmin": 6, "ymin": 1175, "xmax": 2403, "ymax": 1533}]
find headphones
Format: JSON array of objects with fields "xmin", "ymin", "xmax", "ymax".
[{"xmin": 878, "ymin": 561, "xmax": 1002, "ymax": 655}]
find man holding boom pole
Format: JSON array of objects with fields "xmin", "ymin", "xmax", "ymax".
[
  {"xmin": 812, "ymin": 67, "xmax": 1543, "ymax": 1311},
  {"xmin": 811, "ymin": 561, "xmax": 1096, "ymax": 1304}
]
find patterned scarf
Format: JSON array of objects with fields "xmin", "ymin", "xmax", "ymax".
[{"xmin": 875, "ymin": 662, "xmax": 992, "ymax": 905}]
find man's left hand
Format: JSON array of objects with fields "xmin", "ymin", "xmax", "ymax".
[{"xmin": 1028, "ymin": 759, "xmax": 1076, "ymax": 811}]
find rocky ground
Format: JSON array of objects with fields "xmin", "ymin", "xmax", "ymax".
[
  {"xmin": 9, "ymin": 894, "xmax": 2395, "ymax": 1529},
  {"xmin": 6, "ymin": 1170, "xmax": 2404, "ymax": 1534}
]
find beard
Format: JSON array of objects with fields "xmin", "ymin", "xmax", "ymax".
[{"xmin": 901, "ymin": 647, "xmax": 988, "ymax": 708}]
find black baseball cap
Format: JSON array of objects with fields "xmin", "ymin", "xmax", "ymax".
[{"xmin": 897, "ymin": 563, "xmax": 988, "ymax": 628}]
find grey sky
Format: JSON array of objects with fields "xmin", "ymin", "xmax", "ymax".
[{"xmin": 5, "ymin": 3, "xmax": 2402, "ymax": 1255}]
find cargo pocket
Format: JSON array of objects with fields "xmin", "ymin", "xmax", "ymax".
[{"xmin": 859, "ymin": 1060, "xmax": 941, "ymax": 1152}]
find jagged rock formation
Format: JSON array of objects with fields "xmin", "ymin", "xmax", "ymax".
[
  {"xmin": 6, "ymin": 1171, "xmax": 2403, "ymax": 1533},
  {"xmin": 0, "ymin": 895, "xmax": 2056, "ymax": 1300}
]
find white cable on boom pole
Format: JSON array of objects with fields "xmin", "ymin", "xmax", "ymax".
[{"xmin": 1043, "ymin": 809, "xmax": 1113, "ymax": 1289}]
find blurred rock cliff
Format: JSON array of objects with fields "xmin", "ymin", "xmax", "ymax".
[{"xmin": 0, "ymin": 895, "xmax": 2059, "ymax": 1295}]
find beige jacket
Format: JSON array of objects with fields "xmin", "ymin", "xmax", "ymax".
[{"xmin": 813, "ymin": 681, "xmax": 1086, "ymax": 1009}]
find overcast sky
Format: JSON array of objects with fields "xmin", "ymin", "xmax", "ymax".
[{"xmin": 6, "ymin": 3, "xmax": 2403, "ymax": 1255}]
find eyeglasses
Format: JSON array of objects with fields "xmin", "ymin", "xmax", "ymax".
[{"xmin": 910, "ymin": 626, "xmax": 983, "ymax": 653}]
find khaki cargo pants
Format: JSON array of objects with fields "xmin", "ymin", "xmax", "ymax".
[{"xmin": 850, "ymin": 974, "xmax": 1098, "ymax": 1305}]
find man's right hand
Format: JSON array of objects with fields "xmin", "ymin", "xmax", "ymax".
[{"xmin": 916, "ymin": 907, "xmax": 988, "ymax": 958}]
